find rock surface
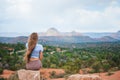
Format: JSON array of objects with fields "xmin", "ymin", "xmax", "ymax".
[
  {"xmin": 17, "ymin": 69, "xmax": 40, "ymax": 80},
  {"xmin": 67, "ymin": 74, "xmax": 102, "ymax": 80},
  {"xmin": 0, "ymin": 69, "xmax": 15, "ymax": 79}
]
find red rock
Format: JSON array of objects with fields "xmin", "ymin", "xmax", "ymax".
[
  {"xmin": 67, "ymin": 74, "xmax": 102, "ymax": 80},
  {"xmin": 0, "ymin": 69, "xmax": 15, "ymax": 79},
  {"xmin": 3, "ymin": 69, "xmax": 15, "ymax": 74}
]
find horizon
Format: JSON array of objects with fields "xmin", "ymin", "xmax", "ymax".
[
  {"xmin": 0, "ymin": 27, "xmax": 120, "ymax": 37},
  {"xmin": 0, "ymin": 0, "xmax": 120, "ymax": 33},
  {"xmin": 0, "ymin": 27, "xmax": 120, "ymax": 33}
]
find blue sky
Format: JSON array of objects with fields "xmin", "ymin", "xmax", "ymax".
[{"xmin": 0, "ymin": 0, "xmax": 120, "ymax": 33}]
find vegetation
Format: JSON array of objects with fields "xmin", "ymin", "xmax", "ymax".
[
  {"xmin": 0, "ymin": 77, "xmax": 7, "ymax": 80},
  {"xmin": 0, "ymin": 43, "xmax": 25, "ymax": 74},
  {"xmin": 49, "ymin": 71, "xmax": 65, "ymax": 78},
  {"xmin": 0, "ymin": 42, "xmax": 120, "ymax": 75},
  {"xmin": 42, "ymin": 42, "xmax": 120, "ymax": 74}
]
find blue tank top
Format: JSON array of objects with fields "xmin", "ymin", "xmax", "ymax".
[{"xmin": 26, "ymin": 43, "xmax": 43, "ymax": 58}]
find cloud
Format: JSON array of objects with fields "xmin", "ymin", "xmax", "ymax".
[
  {"xmin": 6, "ymin": 0, "xmax": 32, "ymax": 19},
  {"xmin": 0, "ymin": 0, "xmax": 120, "ymax": 32},
  {"xmin": 55, "ymin": 0, "xmax": 120, "ymax": 32}
]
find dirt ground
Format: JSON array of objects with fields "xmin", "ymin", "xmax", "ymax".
[{"xmin": 0, "ymin": 69, "xmax": 120, "ymax": 80}]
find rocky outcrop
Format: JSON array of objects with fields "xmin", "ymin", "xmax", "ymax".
[
  {"xmin": 17, "ymin": 69, "xmax": 40, "ymax": 80},
  {"xmin": 46, "ymin": 28, "xmax": 60, "ymax": 36},
  {"xmin": 67, "ymin": 74, "xmax": 102, "ymax": 80}
]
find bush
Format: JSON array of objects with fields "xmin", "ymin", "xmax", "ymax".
[
  {"xmin": 91, "ymin": 62, "xmax": 102, "ymax": 73},
  {"xmin": 103, "ymin": 63, "xmax": 111, "ymax": 72},
  {"xmin": 106, "ymin": 71, "xmax": 114, "ymax": 76},
  {"xmin": 0, "ymin": 68, "xmax": 3, "ymax": 74},
  {"xmin": 50, "ymin": 71, "xmax": 65, "ymax": 79},
  {"xmin": 0, "ymin": 77, "xmax": 7, "ymax": 80}
]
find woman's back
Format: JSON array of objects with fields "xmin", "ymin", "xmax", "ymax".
[{"xmin": 26, "ymin": 43, "xmax": 43, "ymax": 58}]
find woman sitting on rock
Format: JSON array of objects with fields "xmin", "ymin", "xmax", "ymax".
[{"xmin": 24, "ymin": 32, "xmax": 43, "ymax": 70}]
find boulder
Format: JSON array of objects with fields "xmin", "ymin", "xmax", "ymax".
[
  {"xmin": 17, "ymin": 69, "xmax": 40, "ymax": 80},
  {"xmin": 67, "ymin": 74, "xmax": 102, "ymax": 80}
]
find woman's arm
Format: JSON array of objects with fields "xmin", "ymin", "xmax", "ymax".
[{"xmin": 39, "ymin": 52, "xmax": 43, "ymax": 60}]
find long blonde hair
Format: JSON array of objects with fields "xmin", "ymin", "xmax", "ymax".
[{"xmin": 24, "ymin": 32, "xmax": 38, "ymax": 63}]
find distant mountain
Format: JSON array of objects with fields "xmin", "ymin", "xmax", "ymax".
[
  {"xmin": 83, "ymin": 32, "xmax": 113, "ymax": 38},
  {"xmin": 95, "ymin": 36, "xmax": 119, "ymax": 42},
  {"xmin": 46, "ymin": 28, "xmax": 60, "ymax": 36},
  {"xmin": 0, "ymin": 32, "xmax": 30, "ymax": 37},
  {"xmin": 1, "ymin": 28, "xmax": 119, "ymax": 39},
  {"xmin": 0, "ymin": 35, "xmax": 119, "ymax": 44},
  {"xmin": 0, "ymin": 28, "xmax": 120, "ymax": 44},
  {"xmin": 39, "ymin": 36, "xmax": 97, "ymax": 43},
  {"xmin": 38, "ymin": 28, "xmax": 82, "ymax": 36},
  {"xmin": 110, "ymin": 30, "xmax": 120, "ymax": 40},
  {"xmin": 0, "ymin": 36, "xmax": 28, "ymax": 43},
  {"xmin": 63, "ymin": 31, "xmax": 82, "ymax": 36},
  {"xmin": 84, "ymin": 30, "xmax": 120, "ymax": 40}
]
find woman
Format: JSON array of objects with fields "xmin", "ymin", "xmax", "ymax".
[{"xmin": 24, "ymin": 32, "xmax": 43, "ymax": 70}]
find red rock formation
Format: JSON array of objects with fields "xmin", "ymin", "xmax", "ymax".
[
  {"xmin": 67, "ymin": 74, "xmax": 102, "ymax": 80},
  {"xmin": 0, "ymin": 69, "xmax": 15, "ymax": 79}
]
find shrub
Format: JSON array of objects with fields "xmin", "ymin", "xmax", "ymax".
[
  {"xmin": 0, "ymin": 77, "xmax": 7, "ymax": 80},
  {"xmin": 103, "ymin": 63, "xmax": 111, "ymax": 72},
  {"xmin": 50, "ymin": 71, "xmax": 65, "ymax": 79},
  {"xmin": 0, "ymin": 68, "xmax": 3, "ymax": 74},
  {"xmin": 106, "ymin": 71, "xmax": 114, "ymax": 76}
]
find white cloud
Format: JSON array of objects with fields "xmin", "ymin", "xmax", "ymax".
[
  {"xmin": 52, "ymin": 16, "xmax": 64, "ymax": 25},
  {"xmin": 5, "ymin": 0, "xmax": 32, "ymax": 19},
  {"xmin": 0, "ymin": 0, "xmax": 120, "ymax": 32},
  {"xmin": 61, "ymin": 2, "xmax": 120, "ymax": 32}
]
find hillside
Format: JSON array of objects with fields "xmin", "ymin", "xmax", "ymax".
[
  {"xmin": 0, "ymin": 36, "xmax": 119, "ymax": 46},
  {"xmin": 110, "ymin": 30, "xmax": 120, "ymax": 40},
  {"xmin": 95, "ymin": 36, "xmax": 119, "ymax": 42},
  {"xmin": 0, "ymin": 42, "xmax": 120, "ymax": 79}
]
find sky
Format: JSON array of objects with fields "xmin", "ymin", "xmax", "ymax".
[{"xmin": 0, "ymin": 0, "xmax": 120, "ymax": 33}]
